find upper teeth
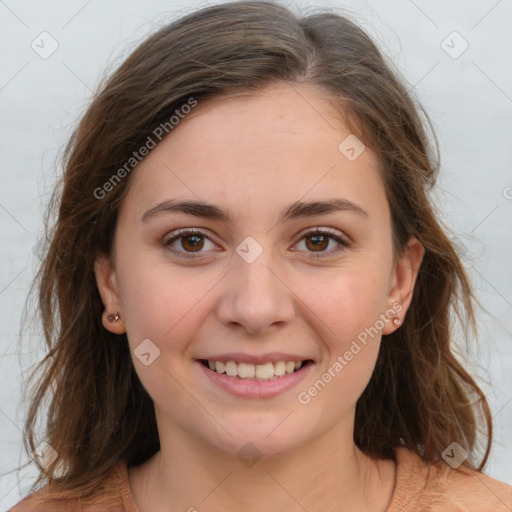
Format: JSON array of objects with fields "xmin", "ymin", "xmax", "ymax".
[{"xmin": 208, "ymin": 360, "xmax": 303, "ymax": 380}]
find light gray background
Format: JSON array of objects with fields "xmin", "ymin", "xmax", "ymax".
[{"xmin": 1, "ymin": 0, "xmax": 511, "ymax": 509}]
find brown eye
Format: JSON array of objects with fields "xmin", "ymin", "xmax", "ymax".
[
  {"xmin": 294, "ymin": 228, "xmax": 350, "ymax": 258},
  {"xmin": 164, "ymin": 229, "xmax": 216, "ymax": 257},
  {"xmin": 180, "ymin": 234, "xmax": 205, "ymax": 252},
  {"xmin": 164, "ymin": 227, "xmax": 350, "ymax": 259},
  {"xmin": 305, "ymin": 233, "xmax": 329, "ymax": 252}
]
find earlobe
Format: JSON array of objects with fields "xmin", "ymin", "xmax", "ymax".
[
  {"xmin": 382, "ymin": 236, "xmax": 425, "ymax": 335},
  {"xmin": 94, "ymin": 255, "xmax": 126, "ymax": 334}
]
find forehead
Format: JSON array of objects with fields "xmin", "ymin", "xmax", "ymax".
[{"xmin": 120, "ymin": 83, "xmax": 386, "ymax": 222}]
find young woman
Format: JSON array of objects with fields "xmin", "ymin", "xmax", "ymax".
[{"xmin": 10, "ymin": 2, "xmax": 511, "ymax": 511}]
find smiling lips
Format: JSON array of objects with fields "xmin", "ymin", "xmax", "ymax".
[
  {"xmin": 202, "ymin": 359, "xmax": 306, "ymax": 381},
  {"xmin": 197, "ymin": 356, "xmax": 314, "ymax": 398}
]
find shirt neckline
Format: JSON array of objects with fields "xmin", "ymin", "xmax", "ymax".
[{"xmin": 117, "ymin": 447, "xmax": 423, "ymax": 512}]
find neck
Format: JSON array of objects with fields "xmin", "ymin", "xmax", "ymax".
[{"xmin": 130, "ymin": 419, "xmax": 395, "ymax": 512}]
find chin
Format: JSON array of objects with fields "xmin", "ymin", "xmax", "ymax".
[{"xmin": 203, "ymin": 419, "xmax": 309, "ymax": 461}]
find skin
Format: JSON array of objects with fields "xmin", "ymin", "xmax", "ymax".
[{"xmin": 95, "ymin": 82, "xmax": 424, "ymax": 512}]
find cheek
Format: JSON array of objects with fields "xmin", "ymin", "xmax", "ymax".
[
  {"xmin": 115, "ymin": 245, "xmax": 207, "ymax": 352},
  {"xmin": 293, "ymin": 257, "xmax": 390, "ymax": 404},
  {"xmin": 114, "ymin": 249, "xmax": 210, "ymax": 409},
  {"xmin": 295, "ymin": 259, "xmax": 391, "ymax": 344},
  {"xmin": 295, "ymin": 270, "xmax": 385, "ymax": 415}
]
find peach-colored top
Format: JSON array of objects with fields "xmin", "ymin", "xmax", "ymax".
[{"xmin": 9, "ymin": 447, "xmax": 512, "ymax": 511}]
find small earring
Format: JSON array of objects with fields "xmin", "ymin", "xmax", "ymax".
[
  {"xmin": 107, "ymin": 312, "xmax": 120, "ymax": 322},
  {"xmin": 392, "ymin": 317, "xmax": 401, "ymax": 326}
]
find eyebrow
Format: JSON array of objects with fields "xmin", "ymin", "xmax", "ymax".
[{"xmin": 142, "ymin": 197, "xmax": 368, "ymax": 223}]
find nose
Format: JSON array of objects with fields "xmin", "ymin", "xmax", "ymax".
[{"xmin": 215, "ymin": 248, "xmax": 296, "ymax": 336}]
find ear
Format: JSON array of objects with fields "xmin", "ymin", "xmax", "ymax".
[
  {"xmin": 382, "ymin": 236, "xmax": 424, "ymax": 335},
  {"xmin": 94, "ymin": 255, "xmax": 126, "ymax": 334}
]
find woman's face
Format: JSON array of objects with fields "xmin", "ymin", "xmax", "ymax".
[{"xmin": 96, "ymin": 83, "xmax": 422, "ymax": 458}]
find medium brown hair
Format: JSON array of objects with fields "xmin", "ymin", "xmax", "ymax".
[{"xmin": 19, "ymin": 0, "xmax": 491, "ymax": 499}]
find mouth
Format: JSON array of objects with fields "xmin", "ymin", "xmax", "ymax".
[{"xmin": 197, "ymin": 358, "xmax": 314, "ymax": 381}]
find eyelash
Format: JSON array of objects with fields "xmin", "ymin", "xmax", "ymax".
[{"xmin": 163, "ymin": 228, "xmax": 351, "ymax": 259}]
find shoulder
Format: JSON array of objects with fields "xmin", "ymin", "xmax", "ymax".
[
  {"xmin": 8, "ymin": 460, "xmax": 138, "ymax": 512},
  {"xmin": 388, "ymin": 446, "xmax": 512, "ymax": 512}
]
